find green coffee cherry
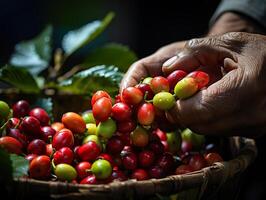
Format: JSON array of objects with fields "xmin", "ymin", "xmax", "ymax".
[
  {"xmin": 0, "ymin": 100, "xmax": 10, "ymax": 120},
  {"xmin": 96, "ymin": 118, "xmax": 116, "ymax": 139},
  {"xmin": 153, "ymin": 92, "xmax": 175, "ymax": 110},
  {"xmin": 91, "ymin": 159, "xmax": 112, "ymax": 179},
  {"xmin": 181, "ymin": 128, "xmax": 205, "ymax": 150},
  {"xmin": 174, "ymin": 77, "xmax": 198, "ymax": 99},
  {"xmin": 55, "ymin": 163, "xmax": 77, "ymax": 182}
]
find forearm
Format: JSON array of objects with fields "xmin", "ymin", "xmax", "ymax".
[
  {"xmin": 208, "ymin": 12, "xmax": 265, "ymax": 36},
  {"xmin": 208, "ymin": 0, "xmax": 266, "ymax": 36}
]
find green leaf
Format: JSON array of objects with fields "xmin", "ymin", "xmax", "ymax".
[
  {"xmin": 0, "ymin": 66, "xmax": 40, "ymax": 93},
  {"xmin": 32, "ymin": 98, "xmax": 54, "ymax": 122},
  {"xmin": 9, "ymin": 25, "xmax": 52, "ymax": 75},
  {"xmin": 10, "ymin": 154, "xmax": 29, "ymax": 178},
  {"xmin": 58, "ymin": 65, "xmax": 123, "ymax": 96},
  {"xmin": 0, "ymin": 148, "xmax": 12, "ymax": 184},
  {"xmin": 62, "ymin": 12, "xmax": 115, "ymax": 56},
  {"xmin": 81, "ymin": 43, "xmax": 137, "ymax": 72}
]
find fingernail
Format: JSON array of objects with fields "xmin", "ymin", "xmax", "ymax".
[{"xmin": 163, "ymin": 56, "xmax": 177, "ymax": 67}]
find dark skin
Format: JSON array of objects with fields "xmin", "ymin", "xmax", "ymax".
[{"xmin": 120, "ymin": 12, "xmax": 266, "ymax": 138}]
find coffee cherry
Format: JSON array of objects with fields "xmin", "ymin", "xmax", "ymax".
[
  {"xmin": 181, "ymin": 128, "xmax": 205, "ymax": 150},
  {"xmin": 166, "ymin": 131, "xmax": 181, "ymax": 154},
  {"xmin": 96, "ymin": 118, "xmax": 116, "ymax": 139},
  {"xmin": 122, "ymin": 87, "xmax": 143, "ymax": 105},
  {"xmin": 29, "ymin": 155, "xmax": 50, "ymax": 179},
  {"xmin": 111, "ymin": 169, "xmax": 127, "ymax": 182},
  {"xmin": 12, "ymin": 100, "xmax": 30, "ymax": 118},
  {"xmin": 161, "ymin": 141, "xmax": 169, "ymax": 152},
  {"xmin": 117, "ymin": 119, "xmax": 136, "ymax": 133},
  {"xmin": 29, "ymin": 108, "xmax": 50, "ymax": 126},
  {"xmin": 112, "ymin": 154, "xmax": 123, "ymax": 169},
  {"xmin": 117, "ymin": 132, "xmax": 131, "ymax": 146},
  {"xmin": 131, "ymin": 169, "xmax": 149, "ymax": 181},
  {"xmin": 148, "ymin": 141, "xmax": 164, "ymax": 155},
  {"xmin": 138, "ymin": 150, "xmax": 155, "ymax": 168},
  {"xmin": 137, "ymin": 103, "xmax": 155, "ymax": 126},
  {"xmin": 27, "ymin": 139, "xmax": 46, "ymax": 155},
  {"xmin": 46, "ymin": 144, "xmax": 53, "ymax": 157},
  {"xmin": 174, "ymin": 77, "xmax": 198, "ymax": 99},
  {"xmin": 150, "ymin": 76, "xmax": 170, "ymax": 93},
  {"xmin": 122, "ymin": 152, "xmax": 137, "ymax": 170},
  {"xmin": 82, "ymin": 135, "xmax": 102, "ymax": 150},
  {"xmin": 93, "ymin": 97, "xmax": 112, "ymax": 122},
  {"xmin": 111, "ymin": 102, "xmax": 132, "ymax": 121},
  {"xmin": 186, "ymin": 71, "xmax": 209, "ymax": 89},
  {"xmin": 62, "ymin": 112, "xmax": 86, "ymax": 134},
  {"xmin": 121, "ymin": 145, "xmax": 135, "ymax": 155},
  {"xmin": 77, "ymin": 141, "xmax": 101, "ymax": 161},
  {"xmin": 0, "ymin": 100, "xmax": 10, "ymax": 120},
  {"xmin": 75, "ymin": 161, "xmax": 92, "ymax": 180},
  {"xmin": 25, "ymin": 154, "xmax": 38, "ymax": 163},
  {"xmin": 82, "ymin": 111, "xmax": 96, "ymax": 124},
  {"xmin": 40, "ymin": 126, "xmax": 56, "ymax": 142},
  {"xmin": 189, "ymin": 154, "xmax": 207, "ymax": 171},
  {"xmin": 51, "ymin": 122, "xmax": 65, "ymax": 132},
  {"xmin": 7, "ymin": 128, "xmax": 28, "ymax": 149},
  {"xmin": 181, "ymin": 140, "xmax": 193, "ymax": 153},
  {"xmin": 91, "ymin": 90, "xmax": 111, "ymax": 106},
  {"xmin": 97, "ymin": 153, "xmax": 114, "ymax": 166},
  {"xmin": 135, "ymin": 83, "xmax": 154, "ymax": 100},
  {"xmin": 0, "ymin": 136, "xmax": 22, "ymax": 154},
  {"xmin": 204, "ymin": 153, "xmax": 223, "ymax": 166},
  {"xmin": 106, "ymin": 136, "xmax": 124, "ymax": 155},
  {"xmin": 80, "ymin": 175, "xmax": 98, "ymax": 184},
  {"xmin": 52, "ymin": 128, "xmax": 74, "ymax": 150},
  {"xmin": 153, "ymin": 92, "xmax": 175, "ymax": 110},
  {"xmin": 175, "ymin": 164, "xmax": 194, "ymax": 175},
  {"xmin": 53, "ymin": 147, "xmax": 74, "ymax": 165},
  {"xmin": 91, "ymin": 159, "xmax": 112, "ymax": 180},
  {"xmin": 86, "ymin": 123, "xmax": 97, "ymax": 135},
  {"xmin": 130, "ymin": 126, "xmax": 149, "ymax": 147},
  {"xmin": 148, "ymin": 166, "xmax": 165, "ymax": 179},
  {"xmin": 20, "ymin": 116, "xmax": 41, "ymax": 136},
  {"xmin": 152, "ymin": 128, "xmax": 167, "ymax": 141},
  {"xmin": 156, "ymin": 152, "xmax": 175, "ymax": 173},
  {"xmin": 54, "ymin": 163, "xmax": 77, "ymax": 182},
  {"xmin": 142, "ymin": 77, "xmax": 152, "ymax": 85},
  {"xmin": 6, "ymin": 118, "xmax": 20, "ymax": 132},
  {"xmin": 167, "ymin": 70, "xmax": 187, "ymax": 91}
]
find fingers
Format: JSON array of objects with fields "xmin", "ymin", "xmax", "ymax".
[
  {"xmin": 166, "ymin": 68, "xmax": 240, "ymax": 126},
  {"xmin": 120, "ymin": 61, "xmax": 149, "ymax": 93},
  {"xmin": 120, "ymin": 53, "xmax": 175, "ymax": 93},
  {"xmin": 162, "ymin": 37, "xmax": 237, "ymax": 76}
]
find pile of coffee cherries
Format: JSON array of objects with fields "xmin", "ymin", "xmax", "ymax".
[{"xmin": 0, "ymin": 69, "xmax": 223, "ymax": 184}]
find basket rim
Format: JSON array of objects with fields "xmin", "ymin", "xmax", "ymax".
[{"xmin": 14, "ymin": 137, "xmax": 257, "ymax": 199}]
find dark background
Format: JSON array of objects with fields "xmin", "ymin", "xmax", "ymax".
[
  {"xmin": 1, "ymin": 0, "xmax": 265, "ymax": 200},
  {"xmin": 0, "ymin": 0, "xmax": 220, "ymax": 64}
]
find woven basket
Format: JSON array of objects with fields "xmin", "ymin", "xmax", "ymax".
[{"xmin": 12, "ymin": 136, "xmax": 257, "ymax": 200}]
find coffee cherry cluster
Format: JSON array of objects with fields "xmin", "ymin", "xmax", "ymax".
[{"xmin": 0, "ymin": 70, "xmax": 224, "ymax": 184}]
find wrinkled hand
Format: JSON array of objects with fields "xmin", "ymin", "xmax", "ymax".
[
  {"xmin": 120, "ymin": 41, "xmax": 186, "ymax": 91},
  {"xmin": 163, "ymin": 32, "xmax": 266, "ymax": 138}
]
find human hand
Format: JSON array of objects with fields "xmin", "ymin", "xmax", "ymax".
[
  {"xmin": 120, "ymin": 41, "xmax": 186, "ymax": 91},
  {"xmin": 163, "ymin": 32, "xmax": 266, "ymax": 138}
]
